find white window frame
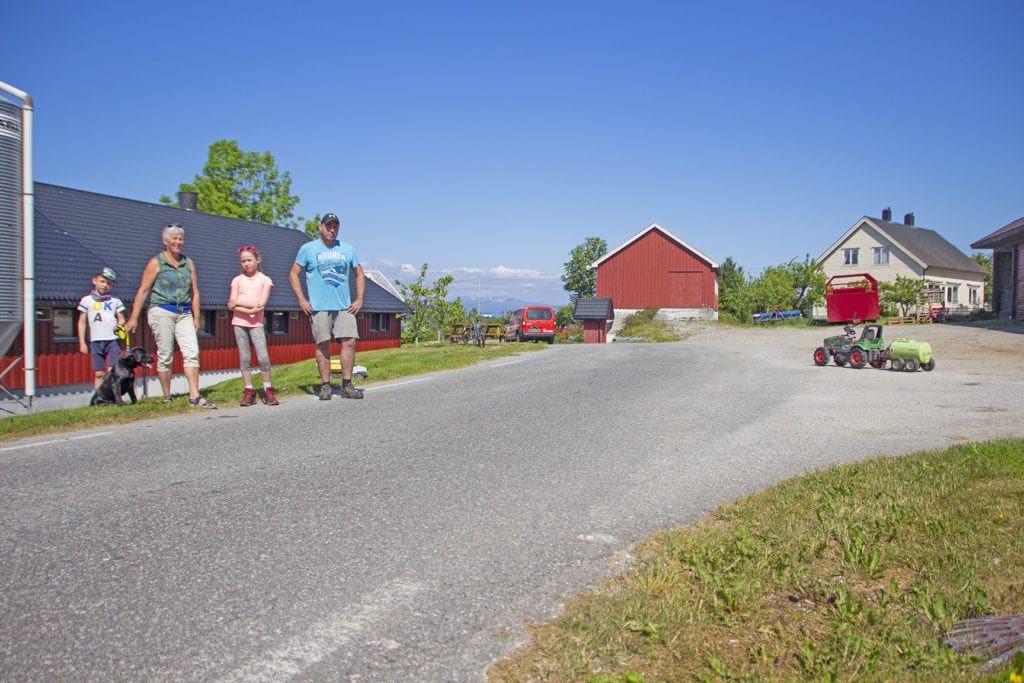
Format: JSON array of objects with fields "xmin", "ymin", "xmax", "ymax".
[
  {"xmin": 843, "ymin": 248, "xmax": 859, "ymax": 266},
  {"xmin": 872, "ymin": 246, "xmax": 890, "ymax": 265}
]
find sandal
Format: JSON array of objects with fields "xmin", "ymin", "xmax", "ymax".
[
  {"xmin": 188, "ymin": 396, "xmax": 217, "ymax": 409},
  {"xmin": 161, "ymin": 396, "xmax": 173, "ymax": 404}
]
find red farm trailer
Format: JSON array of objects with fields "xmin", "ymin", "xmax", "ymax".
[{"xmin": 825, "ymin": 273, "xmax": 880, "ymax": 323}]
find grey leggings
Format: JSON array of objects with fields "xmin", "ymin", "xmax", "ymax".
[{"xmin": 233, "ymin": 325, "xmax": 272, "ymax": 372}]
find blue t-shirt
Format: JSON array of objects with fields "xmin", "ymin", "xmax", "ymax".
[{"xmin": 294, "ymin": 238, "xmax": 360, "ymax": 311}]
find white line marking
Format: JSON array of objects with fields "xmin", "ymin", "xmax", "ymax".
[
  {"xmin": 0, "ymin": 431, "xmax": 115, "ymax": 453},
  {"xmin": 490, "ymin": 360, "xmax": 524, "ymax": 368},
  {"xmin": 366, "ymin": 377, "xmax": 433, "ymax": 391},
  {"xmin": 218, "ymin": 579, "xmax": 424, "ymax": 682}
]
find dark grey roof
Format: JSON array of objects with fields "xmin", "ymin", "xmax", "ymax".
[
  {"xmin": 33, "ymin": 183, "xmax": 409, "ymax": 313},
  {"xmin": 971, "ymin": 216, "xmax": 1024, "ymax": 250},
  {"xmin": 573, "ymin": 297, "xmax": 613, "ymax": 320},
  {"xmin": 869, "ymin": 217, "xmax": 988, "ymax": 276}
]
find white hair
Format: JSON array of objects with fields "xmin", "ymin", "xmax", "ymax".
[{"xmin": 162, "ymin": 224, "xmax": 185, "ymax": 239}]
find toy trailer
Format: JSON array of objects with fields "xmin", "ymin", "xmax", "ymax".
[{"xmin": 825, "ymin": 273, "xmax": 880, "ymax": 323}]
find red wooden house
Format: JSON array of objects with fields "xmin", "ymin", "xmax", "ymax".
[
  {"xmin": 592, "ymin": 223, "xmax": 719, "ymax": 324},
  {"xmin": 0, "ymin": 184, "xmax": 410, "ymax": 391}
]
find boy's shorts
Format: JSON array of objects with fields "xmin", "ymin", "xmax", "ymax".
[
  {"xmin": 311, "ymin": 310, "xmax": 359, "ymax": 344},
  {"xmin": 90, "ymin": 339, "xmax": 123, "ymax": 371}
]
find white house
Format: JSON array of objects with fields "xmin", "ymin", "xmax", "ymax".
[{"xmin": 816, "ymin": 208, "xmax": 987, "ymax": 317}]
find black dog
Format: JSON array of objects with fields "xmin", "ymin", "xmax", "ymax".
[{"xmin": 90, "ymin": 347, "xmax": 155, "ymax": 406}]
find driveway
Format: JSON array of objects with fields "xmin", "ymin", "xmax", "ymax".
[{"xmin": 1, "ymin": 323, "xmax": 1022, "ymax": 680}]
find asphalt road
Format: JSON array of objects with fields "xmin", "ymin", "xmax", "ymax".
[{"xmin": 2, "ymin": 328, "xmax": 1023, "ymax": 681}]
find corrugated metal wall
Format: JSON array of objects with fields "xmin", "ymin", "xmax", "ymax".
[
  {"xmin": 595, "ymin": 229, "xmax": 717, "ymax": 309},
  {"xmin": 0, "ymin": 311, "xmax": 402, "ymax": 389}
]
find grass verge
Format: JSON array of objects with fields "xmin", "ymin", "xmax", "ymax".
[
  {"xmin": 0, "ymin": 341, "xmax": 546, "ymax": 444},
  {"xmin": 489, "ymin": 439, "xmax": 1024, "ymax": 682},
  {"xmin": 616, "ymin": 307, "xmax": 684, "ymax": 342}
]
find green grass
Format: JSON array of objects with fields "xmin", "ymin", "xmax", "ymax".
[
  {"xmin": 616, "ymin": 307, "xmax": 684, "ymax": 342},
  {"xmin": 489, "ymin": 440, "xmax": 1024, "ymax": 682},
  {"xmin": 0, "ymin": 341, "xmax": 546, "ymax": 443}
]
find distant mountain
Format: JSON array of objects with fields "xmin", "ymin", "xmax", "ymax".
[{"xmin": 454, "ymin": 295, "xmax": 565, "ymax": 317}]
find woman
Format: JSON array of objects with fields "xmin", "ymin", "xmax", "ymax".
[{"xmin": 124, "ymin": 223, "xmax": 216, "ymax": 408}]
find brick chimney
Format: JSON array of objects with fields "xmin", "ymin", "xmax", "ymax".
[
  {"xmin": 178, "ymin": 191, "xmax": 198, "ymax": 211},
  {"xmin": 904, "ymin": 212, "xmax": 915, "ymax": 226},
  {"xmin": 882, "ymin": 207, "xmax": 892, "ymax": 221}
]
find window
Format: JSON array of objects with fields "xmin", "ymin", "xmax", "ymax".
[
  {"xmin": 53, "ymin": 308, "xmax": 75, "ymax": 338},
  {"xmin": 872, "ymin": 246, "xmax": 890, "ymax": 264},
  {"xmin": 945, "ymin": 285, "xmax": 959, "ymax": 304},
  {"xmin": 265, "ymin": 311, "xmax": 289, "ymax": 335},
  {"xmin": 198, "ymin": 310, "xmax": 217, "ymax": 336},
  {"xmin": 969, "ymin": 287, "xmax": 980, "ymax": 306},
  {"xmin": 369, "ymin": 313, "xmax": 390, "ymax": 332},
  {"xmin": 843, "ymin": 248, "xmax": 859, "ymax": 265}
]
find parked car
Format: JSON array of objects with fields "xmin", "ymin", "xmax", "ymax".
[{"xmin": 504, "ymin": 305, "xmax": 557, "ymax": 343}]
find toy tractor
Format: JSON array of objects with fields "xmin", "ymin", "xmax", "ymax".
[{"xmin": 813, "ymin": 324, "xmax": 936, "ymax": 372}]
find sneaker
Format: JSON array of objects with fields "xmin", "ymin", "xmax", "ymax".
[
  {"xmin": 239, "ymin": 388, "xmax": 256, "ymax": 407},
  {"xmin": 318, "ymin": 383, "xmax": 333, "ymax": 401},
  {"xmin": 340, "ymin": 384, "xmax": 364, "ymax": 399},
  {"xmin": 161, "ymin": 395, "xmax": 173, "ymax": 404},
  {"xmin": 262, "ymin": 387, "xmax": 279, "ymax": 406}
]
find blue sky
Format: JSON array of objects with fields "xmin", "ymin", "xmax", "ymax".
[{"xmin": 4, "ymin": 1, "xmax": 1022, "ymax": 308}]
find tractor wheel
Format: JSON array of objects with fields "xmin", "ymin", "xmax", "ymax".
[
  {"xmin": 922, "ymin": 358, "xmax": 936, "ymax": 372},
  {"xmin": 834, "ymin": 354, "xmax": 848, "ymax": 367},
  {"xmin": 904, "ymin": 358, "xmax": 920, "ymax": 372},
  {"xmin": 869, "ymin": 359, "xmax": 884, "ymax": 369},
  {"xmin": 849, "ymin": 348, "xmax": 866, "ymax": 369},
  {"xmin": 890, "ymin": 358, "xmax": 905, "ymax": 371},
  {"xmin": 813, "ymin": 347, "xmax": 829, "ymax": 366}
]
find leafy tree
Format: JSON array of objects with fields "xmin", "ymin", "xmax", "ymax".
[
  {"xmin": 786, "ymin": 254, "xmax": 826, "ymax": 313},
  {"xmin": 971, "ymin": 252, "xmax": 993, "ymax": 305},
  {"xmin": 749, "ymin": 265, "xmax": 797, "ymax": 313},
  {"xmin": 878, "ymin": 275, "xmax": 928, "ymax": 316},
  {"xmin": 160, "ymin": 139, "xmax": 302, "ymax": 229},
  {"xmin": 717, "ymin": 257, "xmax": 752, "ymax": 323},
  {"xmin": 394, "ymin": 263, "xmax": 455, "ymax": 345},
  {"xmin": 555, "ymin": 303, "xmax": 576, "ymax": 328},
  {"xmin": 561, "ymin": 237, "xmax": 607, "ymax": 302},
  {"xmin": 430, "ymin": 297, "xmax": 467, "ymax": 343}
]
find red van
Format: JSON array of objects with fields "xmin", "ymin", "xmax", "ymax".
[{"xmin": 504, "ymin": 306, "xmax": 557, "ymax": 344}]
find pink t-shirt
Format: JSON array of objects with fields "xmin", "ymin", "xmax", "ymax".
[{"xmin": 230, "ymin": 271, "xmax": 274, "ymax": 328}]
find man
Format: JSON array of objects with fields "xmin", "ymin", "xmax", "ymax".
[{"xmin": 290, "ymin": 212, "xmax": 365, "ymax": 400}]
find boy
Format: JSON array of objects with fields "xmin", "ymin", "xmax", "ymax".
[{"xmin": 78, "ymin": 267, "xmax": 127, "ymax": 390}]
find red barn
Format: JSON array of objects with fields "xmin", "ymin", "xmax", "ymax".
[{"xmin": 593, "ymin": 223, "xmax": 719, "ymax": 324}]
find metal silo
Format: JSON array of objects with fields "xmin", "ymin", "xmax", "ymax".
[{"xmin": 0, "ymin": 95, "xmax": 24, "ymax": 361}]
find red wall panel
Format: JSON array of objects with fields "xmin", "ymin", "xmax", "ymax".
[{"xmin": 596, "ymin": 229, "xmax": 717, "ymax": 309}]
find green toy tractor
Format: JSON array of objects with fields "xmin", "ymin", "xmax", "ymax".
[{"xmin": 813, "ymin": 324, "xmax": 936, "ymax": 372}]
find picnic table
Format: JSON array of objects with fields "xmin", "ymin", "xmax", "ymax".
[{"xmin": 448, "ymin": 322, "xmax": 504, "ymax": 344}]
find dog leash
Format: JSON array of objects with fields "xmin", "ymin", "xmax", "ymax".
[{"xmin": 116, "ymin": 324, "xmax": 130, "ymax": 348}]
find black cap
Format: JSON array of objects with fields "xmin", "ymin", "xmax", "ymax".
[{"xmin": 321, "ymin": 213, "xmax": 340, "ymax": 225}]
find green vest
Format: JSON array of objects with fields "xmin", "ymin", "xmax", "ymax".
[{"xmin": 150, "ymin": 251, "xmax": 193, "ymax": 311}]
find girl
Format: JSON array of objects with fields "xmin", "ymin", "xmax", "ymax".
[{"xmin": 228, "ymin": 246, "xmax": 278, "ymax": 405}]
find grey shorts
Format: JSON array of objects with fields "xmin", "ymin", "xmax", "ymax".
[{"xmin": 311, "ymin": 310, "xmax": 359, "ymax": 344}]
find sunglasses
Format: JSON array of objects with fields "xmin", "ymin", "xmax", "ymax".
[{"xmin": 237, "ymin": 245, "xmax": 260, "ymax": 257}]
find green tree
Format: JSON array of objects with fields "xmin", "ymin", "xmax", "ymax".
[
  {"xmin": 971, "ymin": 252, "xmax": 993, "ymax": 305},
  {"xmin": 786, "ymin": 254, "xmax": 826, "ymax": 313},
  {"xmin": 878, "ymin": 275, "xmax": 928, "ymax": 316},
  {"xmin": 395, "ymin": 263, "xmax": 455, "ymax": 345},
  {"xmin": 717, "ymin": 257, "xmax": 752, "ymax": 323},
  {"xmin": 750, "ymin": 265, "xmax": 797, "ymax": 313},
  {"xmin": 555, "ymin": 303, "xmax": 575, "ymax": 328},
  {"xmin": 561, "ymin": 237, "xmax": 607, "ymax": 302},
  {"xmin": 430, "ymin": 297, "xmax": 467, "ymax": 343},
  {"xmin": 160, "ymin": 139, "xmax": 302, "ymax": 229}
]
